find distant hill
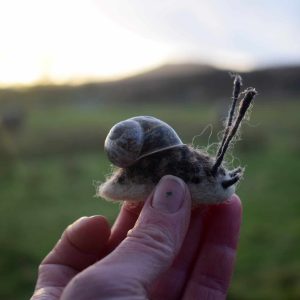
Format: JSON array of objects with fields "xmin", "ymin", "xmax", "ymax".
[
  {"xmin": 0, "ymin": 63, "xmax": 299, "ymax": 108},
  {"xmin": 116, "ymin": 63, "xmax": 300, "ymax": 104},
  {"xmin": 125, "ymin": 63, "xmax": 216, "ymax": 81}
]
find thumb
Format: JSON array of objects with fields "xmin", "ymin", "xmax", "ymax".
[
  {"xmin": 61, "ymin": 175, "xmax": 191, "ymax": 299},
  {"xmin": 101, "ymin": 175, "xmax": 191, "ymax": 286}
]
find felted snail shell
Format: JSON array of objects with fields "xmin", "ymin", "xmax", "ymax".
[
  {"xmin": 98, "ymin": 75, "xmax": 257, "ymax": 204},
  {"xmin": 104, "ymin": 116, "xmax": 184, "ymax": 168}
]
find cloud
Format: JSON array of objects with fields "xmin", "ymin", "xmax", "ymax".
[{"xmin": 97, "ymin": 0, "xmax": 300, "ymax": 67}]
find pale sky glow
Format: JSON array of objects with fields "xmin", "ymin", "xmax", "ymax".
[{"xmin": 0, "ymin": 0, "xmax": 299, "ymax": 86}]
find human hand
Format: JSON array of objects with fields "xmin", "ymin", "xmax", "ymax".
[{"xmin": 31, "ymin": 175, "xmax": 242, "ymax": 300}]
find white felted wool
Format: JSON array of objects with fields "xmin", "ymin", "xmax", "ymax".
[
  {"xmin": 188, "ymin": 175, "xmax": 236, "ymax": 204},
  {"xmin": 98, "ymin": 171, "xmax": 236, "ymax": 204},
  {"xmin": 98, "ymin": 176, "xmax": 154, "ymax": 202}
]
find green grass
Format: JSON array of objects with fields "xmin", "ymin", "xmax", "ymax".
[
  {"xmin": 0, "ymin": 152, "xmax": 120, "ymax": 299},
  {"xmin": 231, "ymin": 149, "xmax": 300, "ymax": 299},
  {"xmin": 0, "ymin": 100, "xmax": 300, "ymax": 299}
]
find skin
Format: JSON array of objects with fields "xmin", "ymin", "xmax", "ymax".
[{"xmin": 31, "ymin": 175, "xmax": 242, "ymax": 300}]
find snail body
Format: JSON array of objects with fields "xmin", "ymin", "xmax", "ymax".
[
  {"xmin": 99, "ymin": 139, "xmax": 237, "ymax": 204},
  {"xmin": 98, "ymin": 75, "xmax": 257, "ymax": 204}
]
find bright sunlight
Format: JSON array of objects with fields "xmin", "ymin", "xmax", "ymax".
[{"xmin": 0, "ymin": 0, "xmax": 173, "ymax": 86}]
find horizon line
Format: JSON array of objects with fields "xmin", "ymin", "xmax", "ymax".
[{"xmin": 1, "ymin": 60, "xmax": 299, "ymax": 89}]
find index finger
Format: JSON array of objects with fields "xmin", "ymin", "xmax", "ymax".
[
  {"xmin": 183, "ymin": 195, "xmax": 242, "ymax": 299},
  {"xmin": 107, "ymin": 201, "xmax": 144, "ymax": 252}
]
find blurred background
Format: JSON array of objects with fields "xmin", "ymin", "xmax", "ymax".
[{"xmin": 0, "ymin": 0, "xmax": 300, "ymax": 299}]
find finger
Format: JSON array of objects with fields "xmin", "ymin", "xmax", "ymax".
[
  {"xmin": 107, "ymin": 201, "xmax": 143, "ymax": 252},
  {"xmin": 183, "ymin": 195, "xmax": 242, "ymax": 299},
  {"xmin": 34, "ymin": 216, "xmax": 110, "ymax": 291},
  {"xmin": 61, "ymin": 176, "xmax": 191, "ymax": 299},
  {"xmin": 151, "ymin": 206, "xmax": 208, "ymax": 299}
]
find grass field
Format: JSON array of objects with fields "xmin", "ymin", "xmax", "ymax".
[{"xmin": 0, "ymin": 100, "xmax": 300, "ymax": 299}]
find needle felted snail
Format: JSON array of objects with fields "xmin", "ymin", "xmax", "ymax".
[{"xmin": 98, "ymin": 75, "xmax": 257, "ymax": 204}]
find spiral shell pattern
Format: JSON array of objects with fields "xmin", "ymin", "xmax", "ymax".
[{"xmin": 104, "ymin": 116, "xmax": 183, "ymax": 168}]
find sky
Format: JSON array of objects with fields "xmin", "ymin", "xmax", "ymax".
[{"xmin": 0, "ymin": 0, "xmax": 299, "ymax": 86}]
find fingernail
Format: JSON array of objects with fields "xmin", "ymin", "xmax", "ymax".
[{"xmin": 152, "ymin": 175, "xmax": 186, "ymax": 213}]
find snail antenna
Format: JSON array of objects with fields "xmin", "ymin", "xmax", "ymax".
[
  {"xmin": 216, "ymin": 73, "xmax": 242, "ymax": 157},
  {"xmin": 212, "ymin": 87, "xmax": 257, "ymax": 175}
]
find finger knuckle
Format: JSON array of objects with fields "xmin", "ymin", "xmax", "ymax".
[{"xmin": 127, "ymin": 224, "xmax": 175, "ymax": 259}]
